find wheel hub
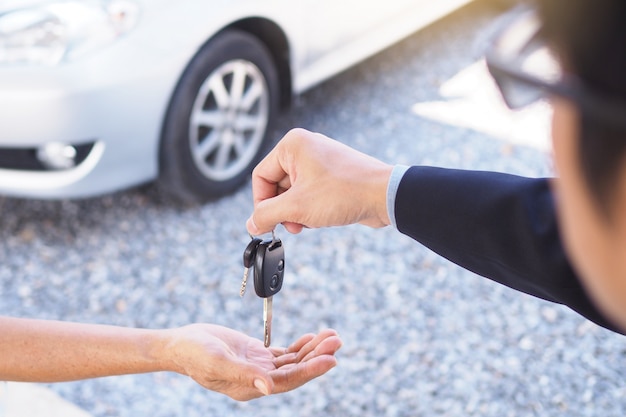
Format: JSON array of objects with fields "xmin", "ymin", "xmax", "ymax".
[{"xmin": 189, "ymin": 59, "xmax": 269, "ymax": 181}]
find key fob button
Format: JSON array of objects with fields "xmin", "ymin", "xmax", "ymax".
[{"xmin": 270, "ymin": 274, "xmax": 279, "ymax": 290}]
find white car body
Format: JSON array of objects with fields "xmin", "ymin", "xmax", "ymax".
[{"xmin": 0, "ymin": 0, "xmax": 474, "ymax": 199}]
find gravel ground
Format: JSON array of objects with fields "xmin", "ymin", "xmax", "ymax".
[{"xmin": 2, "ymin": 2, "xmax": 626, "ymax": 416}]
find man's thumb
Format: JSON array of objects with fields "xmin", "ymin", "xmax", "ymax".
[{"xmin": 247, "ymin": 192, "xmax": 302, "ymax": 235}]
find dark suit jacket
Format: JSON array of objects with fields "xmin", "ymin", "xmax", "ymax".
[{"xmin": 394, "ymin": 166, "xmax": 623, "ymax": 334}]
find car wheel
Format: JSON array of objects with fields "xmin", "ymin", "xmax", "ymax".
[{"xmin": 158, "ymin": 29, "xmax": 280, "ymax": 204}]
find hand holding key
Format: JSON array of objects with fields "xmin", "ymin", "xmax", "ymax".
[{"xmin": 246, "ymin": 128, "xmax": 394, "ymax": 236}]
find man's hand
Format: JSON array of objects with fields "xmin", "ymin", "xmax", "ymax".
[
  {"xmin": 246, "ymin": 128, "xmax": 393, "ymax": 235},
  {"xmin": 164, "ymin": 324, "xmax": 342, "ymax": 400}
]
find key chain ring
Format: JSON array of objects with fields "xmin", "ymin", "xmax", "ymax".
[{"xmin": 248, "ymin": 229, "xmax": 277, "ymax": 242}]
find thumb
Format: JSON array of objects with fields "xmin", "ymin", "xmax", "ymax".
[
  {"xmin": 235, "ymin": 364, "xmax": 274, "ymax": 397},
  {"xmin": 253, "ymin": 377, "xmax": 272, "ymax": 396},
  {"xmin": 247, "ymin": 191, "xmax": 304, "ymax": 235},
  {"xmin": 245, "ymin": 365, "xmax": 274, "ymax": 396}
]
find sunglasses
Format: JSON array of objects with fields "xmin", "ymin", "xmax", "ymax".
[{"xmin": 485, "ymin": 9, "xmax": 626, "ymax": 129}]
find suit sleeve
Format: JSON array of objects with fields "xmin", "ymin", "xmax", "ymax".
[{"xmin": 395, "ymin": 166, "xmax": 623, "ymax": 334}]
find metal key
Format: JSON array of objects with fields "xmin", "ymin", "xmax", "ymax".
[
  {"xmin": 263, "ymin": 297, "xmax": 272, "ymax": 348},
  {"xmin": 253, "ymin": 235, "xmax": 284, "ymax": 347},
  {"xmin": 240, "ymin": 237, "xmax": 262, "ymax": 297}
]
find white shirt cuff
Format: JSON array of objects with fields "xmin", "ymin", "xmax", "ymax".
[{"xmin": 386, "ymin": 165, "xmax": 410, "ymax": 230}]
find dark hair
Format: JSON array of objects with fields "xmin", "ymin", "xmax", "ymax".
[{"xmin": 537, "ymin": 0, "xmax": 626, "ymax": 219}]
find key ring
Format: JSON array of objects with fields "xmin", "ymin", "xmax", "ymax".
[{"xmin": 249, "ymin": 229, "xmax": 277, "ymax": 242}]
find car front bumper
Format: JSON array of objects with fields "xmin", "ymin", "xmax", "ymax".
[
  {"xmin": 0, "ymin": 14, "xmax": 198, "ymax": 199},
  {"xmin": 0, "ymin": 62, "xmax": 172, "ymax": 199}
]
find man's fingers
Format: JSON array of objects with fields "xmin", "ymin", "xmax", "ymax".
[
  {"xmin": 246, "ymin": 214, "xmax": 304, "ymax": 236},
  {"xmin": 246, "ymin": 193, "xmax": 286, "ymax": 235},
  {"xmin": 245, "ymin": 215, "xmax": 263, "ymax": 236},
  {"xmin": 249, "ymin": 131, "xmax": 304, "ymax": 210},
  {"xmin": 282, "ymin": 221, "xmax": 305, "ymax": 234},
  {"xmin": 247, "ymin": 189, "xmax": 306, "ymax": 235}
]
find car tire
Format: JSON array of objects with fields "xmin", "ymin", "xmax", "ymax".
[{"xmin": 158, "ymin": 29, "xmax": 280, "ymax": 204}]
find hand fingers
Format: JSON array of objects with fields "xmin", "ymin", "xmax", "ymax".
[
  {"xmin": 269, "ymin": 355, "xmax": 338, "ymax": 394},
  {"xmin": 299, "ymin": 335, "xmax": 343, "ymax": 362},
  {"xmin": 246, "ymin": 210, "xmax": 304, "ymax": 236},
  {"xmin": 247, "ymin": 189, "xmax": 306, "ymax": 235},
  {"xmin": 267, "ymin": 334, "xmax": 314, "ymax": 357},
  {"xmin": 268, "ymin": 333, "xmax": 315, "ymax": 367},
  {"xmin": 248, "ymin": 128, "xmax": 321, "ymax": 236},
  {"xmin": 246, "ymin": 217, "xmax": 304, "ymax": 236},
  {"xmin": 271, "ymin": 329, "xmax": 341, "ymax": 367},
  {"xmin": 286, "ymin": 332, "xmax": 317, "ymax": 353},
  {"xmin": 273, "ymin": 334, "xmax": 343, "ymax": 368},
  {"xmin": 282, "ymin": 221, "xmax": 305, "ymax": 234},
  {"xmin": 293, "ymin": 329, "xmax": 340, "ymax": 362},
  {"xmin": 250, "ymin": 141, "xmax": 290, "ymax": 206},
  {"xmin": 246, "ymin": 142, "xmax": 290, "ymax": 235},
  {"xmin": 249, "ymin": 331, "xmax": 341, "ymax": 398}
]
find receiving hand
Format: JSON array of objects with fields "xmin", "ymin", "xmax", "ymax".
[
  {"xmin": 246, "ymin": 128, "xmax": 393, "ymax": 235},
  {"xmin": 163, "ymin": 324, "xmax": 342, "ymax": 401}
]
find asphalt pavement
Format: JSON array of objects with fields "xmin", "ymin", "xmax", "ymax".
[{"xmin": 1, "ymin": 1, "xmax": 625, "ymax": 417}]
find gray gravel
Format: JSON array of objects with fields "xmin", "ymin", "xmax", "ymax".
[{"xmin": 2, "ymin": 1, "xmax": 626, "ymax": 416}]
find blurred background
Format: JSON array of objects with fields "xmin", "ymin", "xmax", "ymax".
[{"xmin": 1, "ymin": 1, "xmax": 625, "ymax": 416}]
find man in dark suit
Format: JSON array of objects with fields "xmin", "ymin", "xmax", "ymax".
[{"xmin": 246, "ymin": 0, "xmax": 626, "ymax": 335}]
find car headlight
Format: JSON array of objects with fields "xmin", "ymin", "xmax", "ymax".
[{"xmin": 0, "ymin": 0, "xmax": 139, "ymax": 66}]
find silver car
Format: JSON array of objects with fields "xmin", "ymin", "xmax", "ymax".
[{"xmin": 0, "ymin": 0, "xmax": 474, "ymax": 203}]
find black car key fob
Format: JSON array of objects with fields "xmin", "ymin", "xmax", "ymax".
[{"xmin": 253, "ymin": 237, "xmax": 284, "ymax": 298}]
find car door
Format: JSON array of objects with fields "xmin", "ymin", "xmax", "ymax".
[
  {"xmin": 292, "ymin": 0, "xmax": 473, "ymax": 92},
  {"xmin": 300, "ymin": 0, "xmax": 414, "ymax": 62}
]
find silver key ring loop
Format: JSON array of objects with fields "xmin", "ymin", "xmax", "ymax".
[{"xmin": 249, "ymin": 229, "xmax": 277, "ymax": 242}]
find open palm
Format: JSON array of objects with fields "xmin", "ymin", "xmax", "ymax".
[{"xmin": 167, "ymin": 324, "xmax": 342, "ymax": 400}]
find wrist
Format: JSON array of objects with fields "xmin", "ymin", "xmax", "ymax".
[
  {"xmin": 151, "ymin": 324, "xmax": 222, "ymax": 377},
  {"xmin": 360, "ymin": 162, "xmax": 394, "ymax": 227},
  {"xmin": 147, "ymin": 328, "xmax": 182, "ymax": 374}
]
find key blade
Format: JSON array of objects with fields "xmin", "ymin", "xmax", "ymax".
[
  {"xmin": 263, "ymin": 296, "xmax": 273, "ymax": 347},
  {"xmin": 239, "ymin": 268, "xmax": 249, "ymax": 297}
]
